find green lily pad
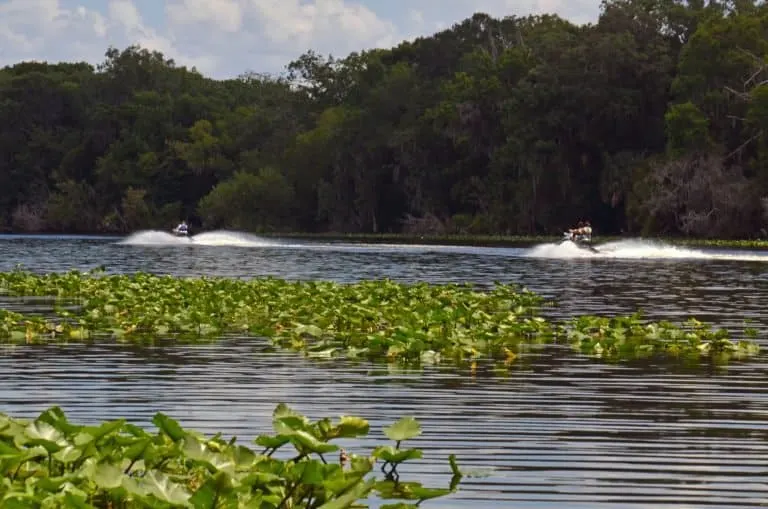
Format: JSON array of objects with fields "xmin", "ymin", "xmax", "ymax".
[
  {"xmin": 383, "ymin": 417, "xmax": 421, "ymax": 442},
  {"xmin": 372, "ymin": 446, "xmax": 423, "ymax": 464}
]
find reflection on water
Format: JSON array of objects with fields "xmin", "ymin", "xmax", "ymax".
[{"xmin": 1, "ymin": 233, "xmax": 768, "ymax": 507}]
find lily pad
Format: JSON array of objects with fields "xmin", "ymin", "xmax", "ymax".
[{"xmin": 383, "ymin": 417, "xmax": 421, "ymax": 442}]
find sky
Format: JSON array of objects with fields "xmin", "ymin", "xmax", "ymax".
[{"xmin": 0, "ymin": 0, "xmax": 602, "ymax": 79}]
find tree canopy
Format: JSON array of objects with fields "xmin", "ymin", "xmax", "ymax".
[{"xmin": 1, "ymin": 0, "xmax": 767, "ymax": 238}]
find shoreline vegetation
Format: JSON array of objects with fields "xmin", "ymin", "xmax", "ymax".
[
  {"xmin": 4, "ymin": 230, "xmax": 768, "ymax": 250},
  {"xmin": 0, "ymin": 270, "xmax": 759, "ymax": 366},
  {"xmin": 1, "ymin": 1, "xmax": 767, "ymax": 239}
]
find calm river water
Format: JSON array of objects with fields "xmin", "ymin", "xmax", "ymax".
[{"xmin": 2, "ymin": 230, "xmax": 768, "ymax": 508}]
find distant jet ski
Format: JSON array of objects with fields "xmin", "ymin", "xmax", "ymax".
[
  {"xmin": 560, "ymin": 231, "xmax": 599, "ymax": 253},
  {"xmin": 172, "ymin": 223, "xmax": 189, "ymax": 237}
]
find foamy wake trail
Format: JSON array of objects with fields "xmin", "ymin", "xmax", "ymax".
[
  {"xmin": 525, "ymin": 238, "xmax": 768, "ymax": 262},
  {"xmin": 118, "ymin": 230, "xmax": 278, "ymax": 247}
]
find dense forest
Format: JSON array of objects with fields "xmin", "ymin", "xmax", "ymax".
[{"xmin": 1, "ymin": 0, "xmax": 767, "ymax": 237}]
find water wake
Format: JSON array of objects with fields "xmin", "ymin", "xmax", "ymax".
[
  {"xmin": 525, "ymin": 238, "xmax": 768, "ymax": 262},
  {"xmin": 118, "ymin": 230, "xmax": 279, "ymax": 247}
]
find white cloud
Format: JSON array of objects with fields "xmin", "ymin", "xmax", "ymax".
[
  {"xmin": 0, "ymin": 0, "xmax": 603, "ymax": 79},
  {"xmin": 108, "ymin": 0, "xmax": 141, "ymax": 29},
  {"xmin": 480, "ymin": 0, "xmax": 600, "ymax": 24},
  {"xmin": 166, "ymin": 0, "xmax": 243, "ymax": 33},
  {"xmin": 162, "ymin": 0, "xmax": 403, "ymax": 75}
]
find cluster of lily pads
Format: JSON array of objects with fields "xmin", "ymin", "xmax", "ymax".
[
  {"xmin": 0, "ymin": 403, "xmax": 459, "ymax": 508},
  {"xmin": 564, "ymin": 314, "xmax": 760, "ymax": 363},
  {"xmin": 0, "ymin": 269, "xmax": 760, "ymax": 364}
]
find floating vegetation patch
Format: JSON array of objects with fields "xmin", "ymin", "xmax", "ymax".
[
  {"xmin": 0, "ymin": 270, "xmax": 760, "ymax": 365},
  {"xmin": 0, "ymin": 404, "xmax": 459, "ymax": 508},
  {"xmin": 561, "ymin": 314, "xmax": 760, "ymax": 363}
]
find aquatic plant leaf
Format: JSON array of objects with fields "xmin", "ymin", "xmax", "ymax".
[
  {"xmin": 286, "ymin": 430, "xmax": 339, "ymax": 454},
  {"xmin": 232, "ymin": 444, "xmax": 257, "ymax": 467},
  {"xmin": 348, "ymin": 454, "xmax": 375, "ymax": 474},
  {"xmin": 140, "ymin": 470, "xmax": 191, "ymax": 505},
  {"xmin": 375, "ymin": 480, "xmax": 420, "ymax": 500},
  {"xmin": 441, "ymin": 452, "xmax": 457, "ymax": 474},
  {"xmin": 20, "ymin": 444, "xmax": 48, "ymax": 462},
  {"xmin": 372, "ymin": 446, "xmax": 422, "ymax": 464},
  {"xmin": 294, "ymin": 323, "xmax": 325, "ymax": 337},
  {"xmin": 239, "ymin": 494, "xmax": 264, "ymax": 509},
  {"xmin": 240, "ymin": 470, "xmax": 283, "ymax": 489},
  {"xmin": 1, "ymin": 496, "xmax": 39, "ymax": 509},
  {"xmin": 23, "ymin": 421, "xmax": 66, "ymax": 453},
  {"xmin": 79, "ymin": 419, "xmax": 125, "ymax": 443},
  {"xmin": 0, "ymin": 440, "xmax": 21, "ymax": 458},
  {"xmin": 322, "ymin": 467, "xmax": 368, "ymax": 496},
  {"xmin": 321, "ymin": 416, "xmax": 370, "ymax": 440},
  {"xmin": 274, "ymin": 416, "xmax": 309, "ymax": 434},
  {"xmin": 9, "ymin": 331, "xmax": 25, "ymax": 342},
  {"xmin": 317, "ymin": 478, "xmax": 376, "ymax": 509},
  {"xmin": 92, "ymin": 463, "xmax": 124, "ymax": 490},
  {"xmin": 408, "ymin": 486, "xmax": 452, "ymax": 500},
  {"xmin": 448, "ymin": 453, "xmax": 462, "ymax": 489},
  {"xmin": 383, "ymin": 417, "xmax": 421, "ymax": 442},
  {"xmin": 189, "ymin": 472, "xmax": 237, "ymax": 509},
  {"xmin": 36, "ymin": 407, "xmax": 81, "ymax": 436},
  {"xmin": 254, "ymin": 435, "xmax": 289, "ymax": 449},
  {"xmin": 60, "ymin": 492, "xmax": 96, "ymax": 509},
  {"xmin": 35, "ymin": 476, "xmax": 71, "ymax": 492},
  {"xmin": 122, "ymin": 437, "xmax": 153, "ymax": 462},
  {"xmin": 375, "ymin": 480, "xmax": 451, "ymax": 501},
  {"xmin": 272, "ymin": 404, "xmax": 312, "ymax": 435},
  {"xmin": 53, "ymin": 445, "xmax": 81, "ymax": 464},
  {"xmin": 182, "ymin": 438, "xmax": 236, "ymax": 473},
  {"xmin": 68, "ymin": 328, "xmax": 89, "ymax": 339},
  {"xmin": 123, "ymin": 423, "xmax": 150, "ymax": 438},
  {"xmin": 297, "ymin": 459, "xmax": 326, "ymax": 485},
  {"xmin": 152, "ymin": 413, "xmax": 186, "ymax": 442},
  {"xmin": 24, "ymin": 420, "xmax": 64, "ymax": 443}
]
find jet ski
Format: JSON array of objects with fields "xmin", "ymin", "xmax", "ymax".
[
  {"xmin": 560, "ymin": 231, "xmax": 599, "ymax": 253},
  {"xmin": 172, "ymin": 225, "xmax": 189, "ymax": 237}
]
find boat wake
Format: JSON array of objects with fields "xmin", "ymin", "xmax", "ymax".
[
  {"xmin": 525, "ymin": 238, "xmax": 768, "ymax": 262},
  {"xmin": 119, "ymin": 232, "xmax": 768, "ymax": 262},
  {"xmin": 118, "ymin": 230, "xmax": 280, "ymax": 247}
]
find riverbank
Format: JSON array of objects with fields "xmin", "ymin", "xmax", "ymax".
[{"xmin": 2, "ymin": 230, "xmax": 767, "ymax": 250}]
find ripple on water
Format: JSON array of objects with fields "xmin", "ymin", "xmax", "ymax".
[
  {"xmin": 2, "ymin": 339, "xmax": 768, "ymax": 508},
  {"xmin": 2, "ymin": 235, "xmax": 768, "ymax": 507}
]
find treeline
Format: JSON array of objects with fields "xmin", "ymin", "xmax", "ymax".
[{"xmin": 1, "ymin": 0, "xmax": 767, "ymax": 237}]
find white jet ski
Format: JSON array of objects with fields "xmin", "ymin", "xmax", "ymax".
[
  {"xmin": 560, "ymin": 231, "xmax": 599, "ymax": 253},
  {"xmin": 172, "ymin": 225, "xmax": 189, "ymax": 237}
]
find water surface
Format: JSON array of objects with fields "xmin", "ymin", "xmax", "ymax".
[{"xmin": 1, "ymin": 231, "xmax": 768, "ymax": 508}]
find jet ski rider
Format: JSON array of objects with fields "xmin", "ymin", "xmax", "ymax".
[{"xmin": 568, "ymin": 220, "xmax": 592, "ymax": 242}]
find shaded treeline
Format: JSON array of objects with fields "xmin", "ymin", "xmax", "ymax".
[{"xmin": 1, "ymin": 0, "xmax": 767, "ymax": 237}]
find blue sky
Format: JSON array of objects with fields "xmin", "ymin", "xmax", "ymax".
[{"xmin": 0, "ymin": 0, "xmax": 602, "ymax": 78}]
